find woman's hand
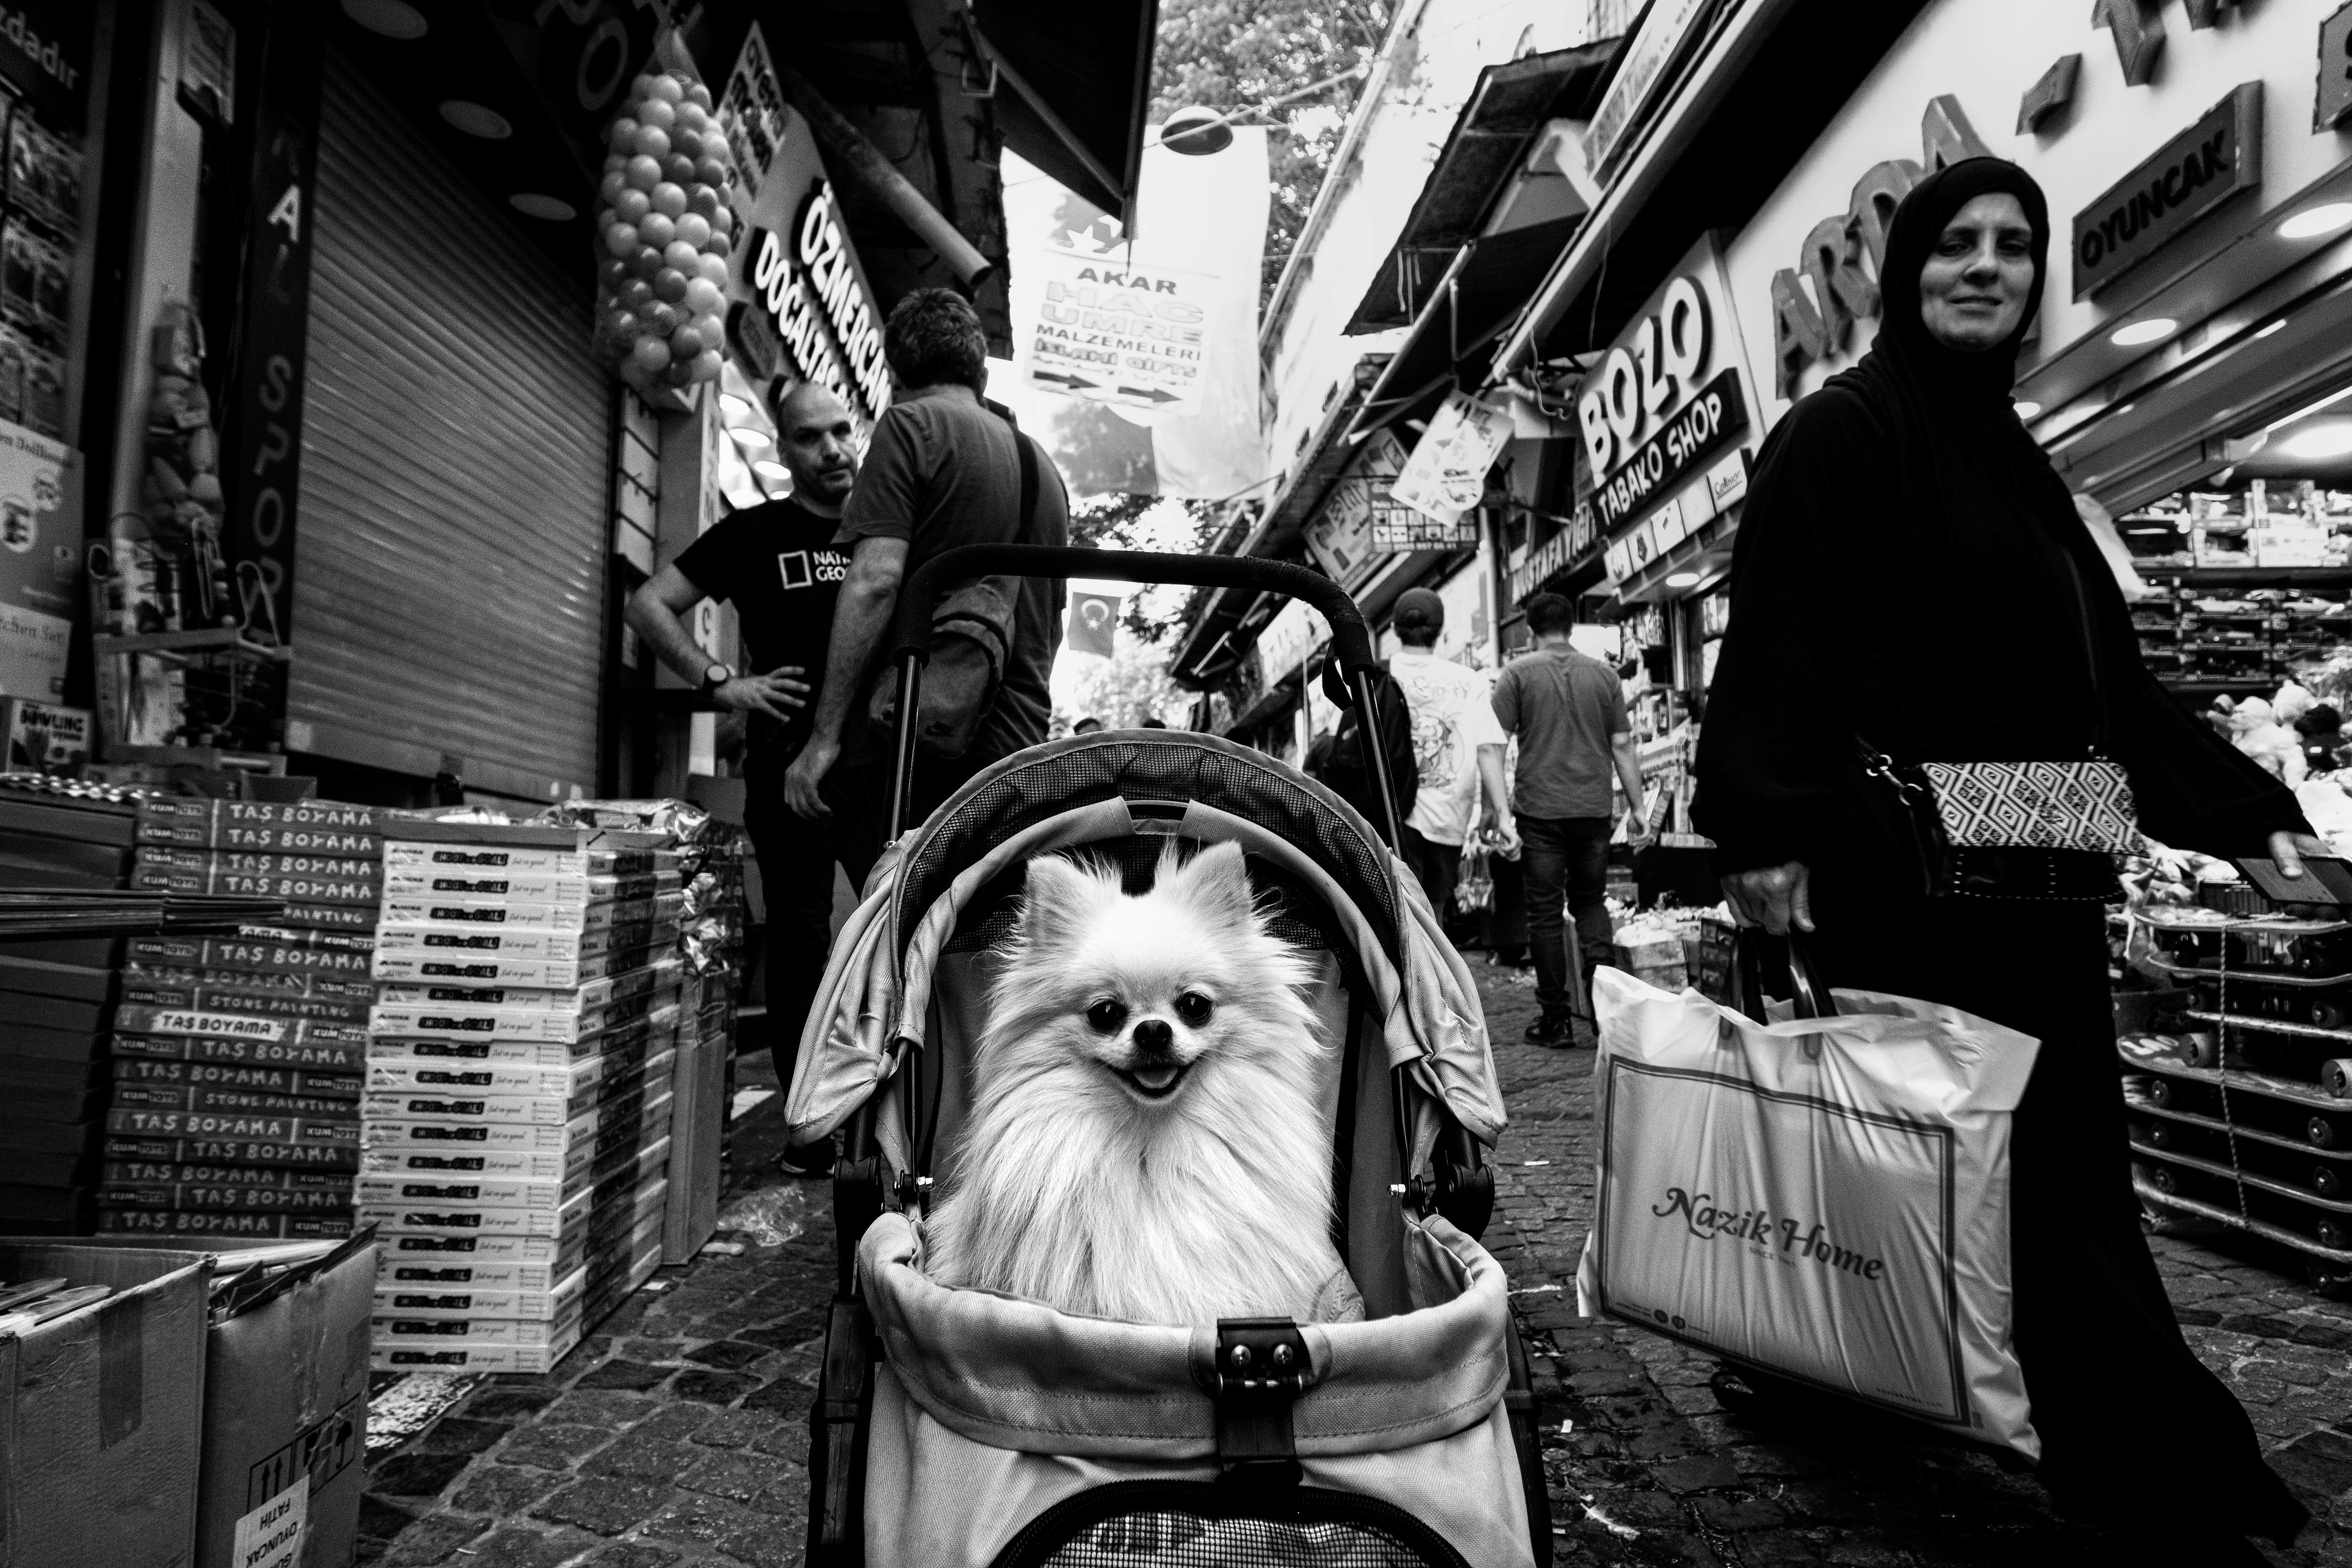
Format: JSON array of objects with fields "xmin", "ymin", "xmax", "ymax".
[
  {"xmin": 1722, "ymin": 862, "xmax": 1814, "ymax": 934},
  {"xmin": 2268, "ymin": 830, "xmax": 2333, "ymax": 882}
]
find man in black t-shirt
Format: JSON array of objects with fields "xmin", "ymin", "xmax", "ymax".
[{"xmin": 624, "ymin": 381, "xmax": 858, "ymax": 1175}]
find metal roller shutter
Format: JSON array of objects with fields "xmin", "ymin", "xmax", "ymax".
[{"xmin": 288, "ymin": 49, "xmax": 609, "ymax": 802}]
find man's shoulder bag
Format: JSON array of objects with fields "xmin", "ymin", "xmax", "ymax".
[{"xmin": 866, "ymin": 414, "xmax": 1039, "ymax": 762}]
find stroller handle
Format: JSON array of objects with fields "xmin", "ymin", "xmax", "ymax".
[
  {"xmin": 889, "ymin": 545, "xmax": 1380, "ymax": 675},
  {"xmin": 882, "ymin": 544, "xmax": 1403, "ymax": 845}
]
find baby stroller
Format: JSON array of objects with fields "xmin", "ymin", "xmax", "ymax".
[{"xmin": 786, "ymin": 547, "xmax": 1550, "ymax": 1567}]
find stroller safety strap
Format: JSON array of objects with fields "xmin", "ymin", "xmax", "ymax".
[{"xmin": 858, "ymin": 1210, "xmax": 1512, "ymax": 1460}]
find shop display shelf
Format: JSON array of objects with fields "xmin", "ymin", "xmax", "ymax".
[
  {"xmin": 2147, "ymin": 959, "xmax": 2352, "ymax": 989},
  {"xmin": 2115, "ymin": 1045, "xmax": 2348, "ymax": 1113},
  {"xmin": 2186, "ymin": 1009, "xmax": 2352, "ymax": 1046},
  {"xmin": 91, "ymin": 628, "xmax": 291, "ymax": 664},
  {"xmin": 2128, "ymin": 1136, "xmax": 2352, "ymax": 1214},
  {"xmin": 2122, "ymin": 1089, "xmax": 2352, "ymax": 1160},
  {"xmin": 2133, "ymin": 1176, "xmax": 2352, "ymax": 1265},
  {"xmin": 2141, "ymin": 566, "xmax": 2352, "ymax": 588}
]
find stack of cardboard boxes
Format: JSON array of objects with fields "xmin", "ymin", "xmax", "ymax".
[
  {"xmin": 0, "ymin": 779, "xmax": 140, "ymax": 1234},
  {"xmin": 360, "ymin": 819, "xmax": 687, "ymax": 1374},
  {"xmin": 95, "ymin": 799, "xmax": 386, "ymax": 1240}
]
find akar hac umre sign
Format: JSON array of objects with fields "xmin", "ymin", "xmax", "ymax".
[{"xmin": 2070, "ymin": 82, "xmax": 2261, "ymax": 300}]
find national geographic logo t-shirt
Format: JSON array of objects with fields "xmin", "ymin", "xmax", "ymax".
[{"xmin": 671, "ymin": 497, "xmax": 847, "ymax": 765}]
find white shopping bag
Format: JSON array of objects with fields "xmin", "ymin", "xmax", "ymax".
[{"xmin": 1576, "ymin": 965, "xmax": 2044, "ymax": 1457}]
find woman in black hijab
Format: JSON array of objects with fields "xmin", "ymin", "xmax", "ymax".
[{"xmin": 1695, "ymin": 158, "xmax": 2316, "ymax": 1557}]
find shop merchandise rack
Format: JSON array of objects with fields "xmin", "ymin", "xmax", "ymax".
[
  {"xmin": 2128, "ymin": 583, "xmax": 2352, "ymax": 696},
  {"xmin": 361, "ymin": 816, "xmax": 689, "ymax": 1374},
  {"xmin": 93, "ymin": 796, "xmax": 388, "ymax": 1241},
  {"xmin": 2122, "ymin": 908, "xmax": 2352, "ymax": 1278}
]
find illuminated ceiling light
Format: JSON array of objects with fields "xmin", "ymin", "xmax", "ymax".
[
  {"xmin": 439, "ymin": 101, "xmax": 511, "ymax": 139},
  {"xmin": 1664, "ymin": 571, "xmax": 1701, "ymax": 588},
  {"xmin": 719, "ymin": 393, "xmax": 755, "ymax": 420},
  {"xmin": 2282, "ymin": 421, "xmax": 2352, "ymax": 460},
  {"xmin": 728, "ymin": 425, "xmax": 772, "ymax": 450},
  {"xmin": 753, "ymin": 460, "xmax": 792, "ymax": 482},
  {"xmin": 2256, "ymin": 319, "xmax": 2288, "ymax": 339},
  {"xmin": 508, "ymin": 193, "xmax": 575, "ymax": 221},
  {"xmin": 2266, "ymin": 385, "xmax": 2352, "ymax": 433},
  {"xmin": 2110, "ymin": 317, "xmax": 2176, "ymax": 348},
  {"xmin": 2280, "ymin": 202, "xmax": 2352, "ymax": 241},
  {"xmin": 2013, "ymin": 399, "xmax": 2042, "ymax": 419},
  {"xmin": 341, "ymin": 0, "xmax": 426, "ymax": 39}
]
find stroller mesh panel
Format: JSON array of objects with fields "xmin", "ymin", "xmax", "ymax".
[
  {"xmin": 904, "ymin": 738, "xmax": 1401, "ymax": 968},
  {"xmin": 992, "ymin": 1483, "xmax": 1469, "ymax": 1568},
  {"xmin": 943, "ymin": 837, "xmax": 1348, "ymax": 958}
]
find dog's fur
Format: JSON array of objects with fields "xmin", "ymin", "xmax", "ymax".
[{"xmin": 921, "ymin": 839, "xmax": 1358, "ymax": 1325}]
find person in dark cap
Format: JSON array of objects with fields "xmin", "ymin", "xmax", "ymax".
[
  {"xmin": 1695, "ymin": 156, "xmax": 2316, "ymax": 1561},
  {"xmin": 1384, "ymin": 587, "xmax": 1515, "ymax": 918}
]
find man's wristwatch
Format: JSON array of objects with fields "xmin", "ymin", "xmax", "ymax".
[{"xmin": 698, "ymin": 663, "xmax": 735, "ymax": 699}]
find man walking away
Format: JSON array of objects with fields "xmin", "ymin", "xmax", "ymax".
[
  {"xmin": 624, "ymin": 380, "xmax": 858, "ymax": 1174},
  {"xmin": 1491, "ymin": 592, "xmax": 1651, "ymax": 1046},
  {"xmin": 1386, "ymin": 588, "xmax": 1515, "ymax": 917},
  {"xmin": 783, "ymin": 289, "xmax": 1069, "ymax": 882}
]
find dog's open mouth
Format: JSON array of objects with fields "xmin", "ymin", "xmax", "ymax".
[{"xmin": 1109, "ymin": 1061, "xmax": 1189, "ymax": 1099}]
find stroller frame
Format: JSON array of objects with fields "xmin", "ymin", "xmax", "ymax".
[{"xmin": 802, "ymin": 547, "xmax": 1549, "ymax": 1566}]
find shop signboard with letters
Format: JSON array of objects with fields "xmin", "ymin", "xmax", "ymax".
[
  {"xmin": 1571, "ymin": 232, "xmax": 1757, "ymax": 591},
  {"xmin": 2070, "ymin": 84, "xmax": 2261, "ymax": 300},
  {"xmin": 1724, "ymin": 2, "xmax": 2352, "ymax": 423},
  {"xmin": 721, "ymin": 26, "xmax": 889, "ymax": 439}
]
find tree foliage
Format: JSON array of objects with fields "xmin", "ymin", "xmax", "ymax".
[
  {"xmin": 1055, "ymin": 634, "xmax": 1193, "ymax": 732},
  {"xmin": 1148, "ymin": 0, "xmax": 1393, "ymax": 306}
]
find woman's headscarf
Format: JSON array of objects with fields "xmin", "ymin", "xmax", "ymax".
[{"xmin": 1859, "ymin": 156, "xmax": 2052, "ymax": 408}]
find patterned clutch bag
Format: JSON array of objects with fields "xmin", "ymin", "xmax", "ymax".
[{"xmin": 1916, "ymin": 760, "xmax": 2140, "ymax": 854}]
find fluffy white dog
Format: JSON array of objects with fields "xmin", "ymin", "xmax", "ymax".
[{"xmin": 922, "ymin": 839, "xmax": 1362, "ymax": 1325}]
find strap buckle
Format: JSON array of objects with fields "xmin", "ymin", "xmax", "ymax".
[{"xmin": 1209, "ymin": 1318, "xmax": 1310, "ymax": 1489}]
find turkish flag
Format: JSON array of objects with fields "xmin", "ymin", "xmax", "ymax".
[{"xmin": 1067, "ymin": 591, "xmax": 1120, "ymax": 658}]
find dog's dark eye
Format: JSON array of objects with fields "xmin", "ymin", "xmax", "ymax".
[
  {"xmin": 1086, "ymin": 999, "xmax": 1128, "ymax": 1033},
  {"xmin": 1175, "ymin": 992, "xmax": 1213, "ymax": 1026}
]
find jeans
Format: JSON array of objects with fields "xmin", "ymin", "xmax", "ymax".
[
  {"xmin": 1399, "ymin": 827, "xmax": 1462, "ymax": 921},
  {"xmin": 1520, "ymin": 815, "xmax": 1614, "ymax": 1020},
  {"xmin": 741, "ymin": 765, "xmax": 843, "ymax": 1090}
]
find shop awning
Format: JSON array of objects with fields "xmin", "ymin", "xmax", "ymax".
[
  {"xmin": 1346, "ymin": 42, "xmax": 1618, "ymax": 334},
  {"xmin": 1490, "ymin": 0, "xmax": 1928, "ymax": 370},
  {"xmin": 971, "ymin": 0, "xmax": 1157, "ymax": 223},
  {"xmin": 1344, "ymin": 214, "xmax": 1585, "ymax": 444}
]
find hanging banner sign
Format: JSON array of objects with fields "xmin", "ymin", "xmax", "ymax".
[
  {"xmin": 1255, "ymin": 597, "xmax": 1329, "ymax": 686},
  {"xmin": 1066, "ymin": 590, "xmax": 1119, "ymax": 657},
  {"xmin": 1389, "ymin": 391, "xmax": 1510, "ymax": 535},
  {"xmin": 1304, "ymin": 430, "xmax": 1407, "ymax": 587},
  {"xmin": 1028, "ymin": 254, "xmax": 1212, "ymax": 415}
]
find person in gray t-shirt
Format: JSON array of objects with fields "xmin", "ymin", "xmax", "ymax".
[{"xmin": 1490, "ymin": 593, "xmax": 1650, "ymax": 1045}]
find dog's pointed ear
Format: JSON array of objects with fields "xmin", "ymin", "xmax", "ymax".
[
  {"xmin": 1020, "ymin": 854, "xmax": 1116, "ymax": 948},
  {"xmin": 1160, "ymin": 840, "xmax": 1255, "ymax": 928}
]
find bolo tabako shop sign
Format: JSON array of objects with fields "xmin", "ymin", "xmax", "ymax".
[{"xmin": 1567, "ymin": 232, "xmax": 1757, "ymax": 593}]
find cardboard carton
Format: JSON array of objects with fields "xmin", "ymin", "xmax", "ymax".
[
  {"xmin": 82, "ymin": 1235, "xmax": 376, "ymax": 1568},
  {"xmin": 0, "ymin": 1240, "xmax": 212, "ymax": 1568}
]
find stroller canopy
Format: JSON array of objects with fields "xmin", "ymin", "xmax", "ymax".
[{"xmin": 785, "ymin": 730, "xmax": 1507, "ymax": 1174}]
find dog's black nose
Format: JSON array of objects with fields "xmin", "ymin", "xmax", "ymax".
[{"xmin": 1131, "ymin": 1018, "xmax": 1173, "ymax": 1053}]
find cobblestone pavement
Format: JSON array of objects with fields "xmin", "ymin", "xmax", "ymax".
[
  {"xmin": 1477, "ymin": 961, "xmax": 2352, "ymax": 1568},
  {"xmin": 360, "ymin": 965, "xmax": 2352, "ymax": 1566}
]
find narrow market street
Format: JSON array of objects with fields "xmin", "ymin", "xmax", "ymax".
[{"xmin": 356, "ymin": 963, "xmax": 2352, "ymax": 1568}]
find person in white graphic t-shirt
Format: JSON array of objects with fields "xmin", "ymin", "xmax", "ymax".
[{"xmin": 1384, "ymin": 588, "xmax": 1516, "ymax": 915}]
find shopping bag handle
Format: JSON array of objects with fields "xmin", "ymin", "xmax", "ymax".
[{"xmin": 1735, "ymin": 929, "xmax": 1838, "ymax": 1021}]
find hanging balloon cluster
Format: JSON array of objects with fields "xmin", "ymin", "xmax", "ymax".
[{"xmin": 595, "ymin": 70, "xmax": 736, "ymax": 393}]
